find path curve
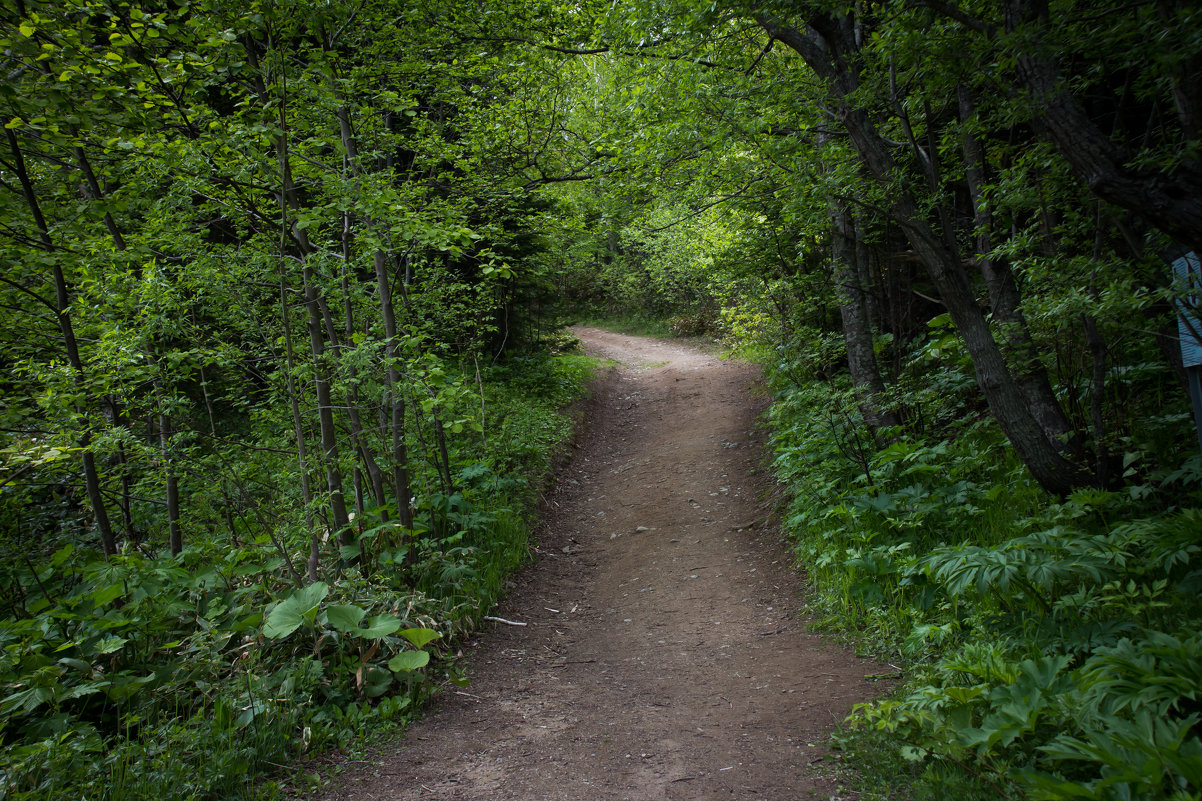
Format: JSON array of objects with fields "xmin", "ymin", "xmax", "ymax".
[{"xmin": 317, "ymin": 328, "xmax": 885, "ymax": 800}]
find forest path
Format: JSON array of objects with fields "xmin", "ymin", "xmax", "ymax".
[{"xmin": 317, "ymin": 328, "xmax": 886, "ymax": 800}]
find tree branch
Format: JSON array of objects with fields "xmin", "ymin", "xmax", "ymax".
[{"xmin": 637, "ymin": 181, "xmax": 761, "ymax": 233}]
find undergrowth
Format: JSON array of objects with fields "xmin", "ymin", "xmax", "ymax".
[
  {"xmin": 0, "ymin": 351, "xmax": 594, "ymax": 801},
  {"xmin": 564, "ymin": 310, "xmax": 673, "ymax": 338},
  {"xmin": 765, "ymin": 345, "xmax": 1202, "ymax": 801}
]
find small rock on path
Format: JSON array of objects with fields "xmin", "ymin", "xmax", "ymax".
[{"xmin": 315, "ymin": 328, "xmax": 888, "ymax": 800}]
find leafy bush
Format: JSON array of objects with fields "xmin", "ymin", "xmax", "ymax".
[
  {"xmin": 0, "ymin": 352, "xmax": 593, "ymax": 800},
  {"xmin": 766, "ymin": 358, "xmax": 1202, "ymax": 800}
]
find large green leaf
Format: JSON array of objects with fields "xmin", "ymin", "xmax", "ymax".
[
  {"xmin": 92, "ymin": 583, "xmax": 124, "ymax": 608},
  {"xmin": 359, "ymin": 614, "xmax": 403, "ymax": 639},
  {"xmin": 263, "ymin": 582, "xmax": 329, "ymax": 639},
  {"xmin": 363, "ymin": 667, "xmax": 394, "ymax": 698},
  {"xmin": 1, "ymin": 686, "xmax": 53, "ymax": 715},
  {"xmin": 399, "ymin": 627, "xmax": 441, "ymax": 648},
  {"xmin": 388, "ymin": 650, "xmax": 430, "ymax": 672},
  {"xmin": 232, "ymin": 612, "xmax": 263, "ymax": 632},
  {"xmin": 325, "ymin": 604, "xmax": 367, "ymax": 633},
  {"xmin": 325, "ymin": 606, "xmax": 401, "ymax": 638},
  {"xmin": 94, "ymin": 635, "xmax": 128, "ymax": 654}
]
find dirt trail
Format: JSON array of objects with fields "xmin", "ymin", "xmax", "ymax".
[{"xmin": 317, "ymin": 328, "xmax": 886, "ymax": 800}]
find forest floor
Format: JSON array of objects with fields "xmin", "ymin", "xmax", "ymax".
[{"xmin": 313, "ymin": 328, "xmax": 890, "ymax": 800}]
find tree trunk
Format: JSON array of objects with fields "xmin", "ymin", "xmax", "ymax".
[
  {"xmin": 279, "ymin": 276, "xmax": 319, "ymax": 581},
  {"xmin": 156, "ymin": 406, "xmax": 181, "ymax": 556},
  {"xmin": 301, "ymin": 263, "xmax": 353, "ymax": 548},
  {"xmin": 430, "ymin": 408, "xmax": 457, "ymax": 495},
  {"xmin": 333, "ymin": 100, "xmax": 405, "ymax": 525},
  {"xmin": 341, "ymin": 227, "xmax": 389, "ymax": 514},
  {"xmin": 77, "ymin": 143, "xmax": 186, "ymax": 553},
  {"xmin": 107, "ymin": 396, "xmax": 137, "ymax": 543},
  {"xmin": 1004, "ymin": 0, "xmax": 1202, "ymax": 256},
  {"xmin": 756, "ymin": 11, "xmax": 1091, "ymax": 494},
  {"xmin": 830, "ymin": 198, "xmax": 900, "ymax": 429},
  {"xmin": 957, "ymin": 85, "xmax": 1078, "ymax": 445},
  {"xmin": 260, "ymin": 49, "xmax": 354, "ymax": 549},
  {"xmin": 374, "ymin": 250, "xmax": 416, "ymax": 531},
  {"xmin": 5, "ymin": 128, "xmax": 117, "ymax": 556}
]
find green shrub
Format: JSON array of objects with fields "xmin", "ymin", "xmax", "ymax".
[
  {"xmin": 766, "ymin": 358, "xmax": 1202, "ymax": 800},
  {"xmin": 0, "ymin": 351, "xmax": 594, "ymax": 800}
]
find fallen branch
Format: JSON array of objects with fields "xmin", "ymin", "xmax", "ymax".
[{"xmin": 483, "ymin": 616, "xmax": 527, "ymax": 626}]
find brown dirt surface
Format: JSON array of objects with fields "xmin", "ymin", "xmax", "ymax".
[{"xmin": 314, "ymin": 328, "xmax": 890, "ymax": 801}]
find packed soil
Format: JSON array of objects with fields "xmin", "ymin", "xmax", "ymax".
[{"xmin": 314, "ymin": 328, "xmax": 890, "ymax": 800}]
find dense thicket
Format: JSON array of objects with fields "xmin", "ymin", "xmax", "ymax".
[
  {"xmin": 0, "ymin": 1, "xmax": 597, "ymax": 796},
  {"xmin": 2, "ymin": 0, "xmax": 1201, "ymax": 798}
]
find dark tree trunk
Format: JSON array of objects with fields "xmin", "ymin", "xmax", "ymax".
[
  {"xmin": 260, "ymin": 48, "xmax": 353, "ymax": 549},
  {"xmin": 337, "ymin": 218, "xmax": 389, "ymax": 517},
  {"xmin": 5, "ymin": 128, "xmax": 117, "ymax": 556},
  {"xmin": 301, "ymin": 262, "xmax": 353, "ymax": 548},
  {"xmin": 279, "ymin": 275, "xmax": 318, "ymax": 581},
  {"xmin": 831, "ymin": 200, "xmax": 901, "ymax": 429},
  {"xmin": 107, "ymin": 396, "xmax": 137, "ymax": 543},
  {"xmin": 757, "ymin": 11, "xmax": 1092, "ymax": 494},
  {"xmin": 374, "ymin": 250, "xmax": 416, "ymax": 532},
  {"xmin": 1004, "ymin": 0, "xmax": 1202, "ymax": 256},
  {"xmin": 77, "ymin": 144, "xmax": 185, "ymax": 553},
  {"xmin": 156, "ymin": 407, "xmax": 182, "ymax": 556},
  {"xmin": 334, "ymin": 99, "xmax": 409, "ymax": 528},
  {"xmin": 957, "ymin": 85, "xmax": 1078, "ymax": 445},
  {"xmin": 244, "ymin": 36, "xmax": 325, "ymax": 577}
]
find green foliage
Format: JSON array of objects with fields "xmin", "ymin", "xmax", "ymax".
[
  {"xmin": 2, "ymin": 0, "xmax": 1200, "ymax": 797},
  {"xmin": 0, "ymin": 0, "xmax": 603, "ymax": 789},
  {"xmin": 767, "ymin": 359, "xmax": 1202, "ymax": 800},
  {"xmin": 263, "ymin": 582, "xmax": 331, "ymax": 640},
  {"xmin": 0, "ymin": 347, "xmax": 592, "ymax": 799}
]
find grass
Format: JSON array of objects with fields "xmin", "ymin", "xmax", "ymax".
[{"xmin": 563, "ymin": 311, "xmax": 672, "ymax": 337}]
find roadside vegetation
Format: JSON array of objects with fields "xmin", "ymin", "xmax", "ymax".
[
  {"xmin": 766, "ymin": 348, "xmax": 1201, "ymax": 800},
  {"xmin": 0, "ymin": 351, "xmax": 592, "ymax": 801},
  {"xmin": 2, "ymin": 0, "xmax": 1199, "ymax": 799},
  {"xmin": 0, "ymin": 1, "xmax": 596, "ymax": 796}
]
